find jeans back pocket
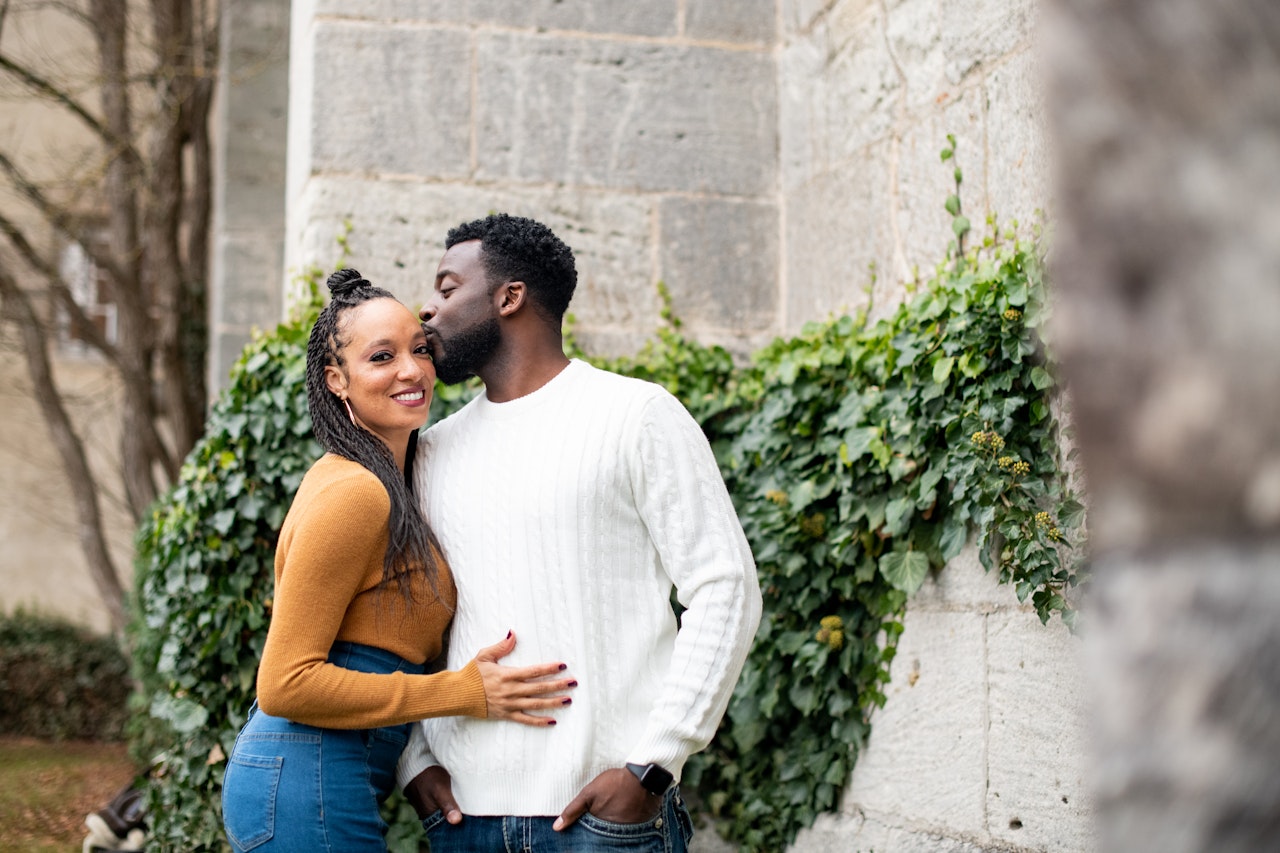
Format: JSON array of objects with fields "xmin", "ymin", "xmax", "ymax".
[{"xmin": 222, "ymin": 753, "xmax": 283, "ymax": 852}]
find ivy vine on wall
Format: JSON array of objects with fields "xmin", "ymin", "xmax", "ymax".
[{"xmin": 129, "ymin": 144, "xmax": 1085, "ymax": 851}]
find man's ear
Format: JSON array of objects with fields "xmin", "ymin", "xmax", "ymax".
[
  {"xmin": 496, "ymin": 281, "xmax": 526, "ymax": 318},
  {"xmin": 324, "ymin": 364, "xmax": 348, "ymax": 398}
]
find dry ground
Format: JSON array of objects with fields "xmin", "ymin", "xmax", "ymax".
[{"xmin": 0, "ymin": 736, "xmax": 138, "ymax": 853}]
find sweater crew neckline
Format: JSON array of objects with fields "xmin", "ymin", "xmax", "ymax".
[{"xmin": 473, "ymin": 358, "xmax": 586, "ymax": 420}]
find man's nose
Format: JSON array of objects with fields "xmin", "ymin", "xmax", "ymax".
[{"xmin": 419, "ymin": 299, "xmax": 436, "ymax": 322}]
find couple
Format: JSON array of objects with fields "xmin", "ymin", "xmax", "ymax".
[{"xmin": 220, "ymin": 214, "xmax": 763, "ymax": 852}]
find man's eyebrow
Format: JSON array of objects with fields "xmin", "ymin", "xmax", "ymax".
[{"xmin": 434, "ymin": 268, "xmax": 456, "ymax": 286}]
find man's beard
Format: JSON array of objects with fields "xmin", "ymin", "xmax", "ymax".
[{"xmin": 431, "ymin": 316, "xmax": 501, "ymax": 385}]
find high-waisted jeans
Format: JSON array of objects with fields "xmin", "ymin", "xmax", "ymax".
[{"xmin": 221, "ymin": 642, "xmax": 425, "ymax": 852}]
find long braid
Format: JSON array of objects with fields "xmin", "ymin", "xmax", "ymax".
[{"xmin": 304, "ymin": 268, "xmax": 446, "ymax": 607}]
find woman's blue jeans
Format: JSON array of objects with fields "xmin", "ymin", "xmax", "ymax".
[
  {"xmin": 421, "ymin": 788, "xmax": 695, "ymax": 853},
  {"xmin": 221, "ymin": 642, "xmax": 424, "ymax": 852}
]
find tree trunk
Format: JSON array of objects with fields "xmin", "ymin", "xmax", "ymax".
[
  {"xmin": 0, "ymin": 272, "xmax": 127, "ymax": 636},
  {"xmin": 90, "ymin": 0, "xmax": 163, "ymax": 519}
]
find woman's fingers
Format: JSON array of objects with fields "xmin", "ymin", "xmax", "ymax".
[{"xmin": 473, "ymin": 630, "xmax": 518, "ymax": 663}]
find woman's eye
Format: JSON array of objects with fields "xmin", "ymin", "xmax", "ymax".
[
  {"xmin": 415, "ymin": 344, "xmax": 433, "ymax": 358},
  {"xmin": 370, "ymin": 351, "xmax": 392, "ymax": 362}
]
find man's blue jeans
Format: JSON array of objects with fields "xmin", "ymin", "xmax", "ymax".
[{"xmin": 421, "ymin": 788, "xmax": 694, "ymax": 852}]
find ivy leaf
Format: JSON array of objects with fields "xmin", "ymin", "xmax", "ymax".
[
  {"xmin": 940, "ymin": 516, "xmax": 968, "ymax": 560},
  {"xmin": 1059, "ymin": 498, "xmax": 1087, "ymax": 529},
  {"xmin": 880, "ymin": 549, "xmax": 930, "ymax": 594},
  {"xmin": 944, "ymin": 194, "xmax": 961, "ymax": 216},
  {"xmin": 1029, "ymin": 366, "xmax": 1053, "ymax": 390},
  {"xmin": 884, "ymin": 497, "xmax": 914, "ymax": 536},
  {"xmin": 952, "ymin": 216, "xmax": 971, "ymax": 237},
  {"xmin": 932, "ymin": 356, "xmax": 954, "ymax": 384},
  {"xmin": 151, "ymin": 694, "xmax": 209, "ymax": 734}
]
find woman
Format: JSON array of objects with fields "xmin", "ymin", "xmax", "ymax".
[{"xmin": 221, "ymin": 269, "xmax": 574, "ymax": 852}]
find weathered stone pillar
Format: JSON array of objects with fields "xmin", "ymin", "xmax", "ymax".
[
  {"xmin": 209, "ymin": 0, "xmax": 291, "ymax": 391},
  {"xmin": 1043, "ymin": 0, "xmax": 1280, "ymax": 850}
]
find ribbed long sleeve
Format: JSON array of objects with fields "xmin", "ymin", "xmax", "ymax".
[
  {"xmin": 396, "ymin": 360, "xmax": 761, "ymax": 815},
  {"xmin": 255, "ymin": 454, "xmax": 488, "ymax": 729}
]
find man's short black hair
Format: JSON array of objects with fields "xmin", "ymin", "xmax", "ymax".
[{"xmin": 445, "ymin": 213, "xmax": 578, "ymax": 321}]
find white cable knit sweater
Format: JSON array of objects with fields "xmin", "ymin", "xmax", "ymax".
[{"xmin": 396, "ymin": 359, "xmax": 761, "ymax": 816}]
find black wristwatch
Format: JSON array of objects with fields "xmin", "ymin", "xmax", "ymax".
[{"xmin": 625, "ymin": 762, "xmax": 673, "ymax": 795}]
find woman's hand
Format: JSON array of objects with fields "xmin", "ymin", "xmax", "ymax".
[{"xmin": 473, "ymin": 631, "xmax": 576, "ymax": 726}]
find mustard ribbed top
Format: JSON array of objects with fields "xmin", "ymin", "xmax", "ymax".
[{"xmin": 255, "ymin": 453, "xmax": 487, "ymax": 729}]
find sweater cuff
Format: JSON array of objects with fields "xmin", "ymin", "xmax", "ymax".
[
  {"xmin": 456, "ymin": 658, "xmax": 488, "ymax": 719},
  {"xmin": 625, "ymin": 730, "xmax": 693, "ymax": 783}
]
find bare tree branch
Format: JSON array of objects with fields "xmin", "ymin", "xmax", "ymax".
[
  {"xmin": 0, "ymin": 210, "xmax": 122, "ymax": 362},
  {"xmin": 0, "ymin": 266, "xmax": 126, "ymax": 637},
  {"xmin": 0, "ymin": 150, "xmax": 130, "ymax": 284},
  {"xmin": 0, "ymin": 52, "xmax": 143, "ymax": 167}
]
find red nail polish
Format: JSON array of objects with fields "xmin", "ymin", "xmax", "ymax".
[
  {"xmin": 558, "ymin": 663, "xmax": 567, "ymax": 671},
  {"xmin": 562, "ymin": 697, "xmax": 572, "ymax": 705},
  {"xmin": 507, "ymin": 630, "xmax": 513, "ymax": 639},
  {"xmin": 567, "ymin": 680, "xmax": 578, "ymax": 688},
  {"xmin": 547, "ymin": 719, "xmax": 557, "ymax": 726}
]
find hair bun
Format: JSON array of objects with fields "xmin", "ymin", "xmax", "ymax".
[{"xmin": 327, "ymin": 268, "xmax": 370, "ymax": 297}]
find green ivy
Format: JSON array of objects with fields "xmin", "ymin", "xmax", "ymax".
[
  {"xmin": 130, "ymin": 269, "xmax": 327, "ymax": 850},
  {"xmin": 623, "ymin": 143, "xmax": 1084, "ymax": 850},
  {"xmin": 129, "ymin": 146, "xmax": 1084, "ymax": 851}
]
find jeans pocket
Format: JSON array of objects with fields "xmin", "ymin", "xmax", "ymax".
[
  {"xmin": 673, "ymin": 791, "xmax": 695, "ymax": 845},
  {"xmin": 222, "ymin": 753, "xmax": 283, "ymax": 852},
  {"xmin": 420, "ymin": 809, "xmax": 446, "ymax": 834},
  {"xmin": 577, "ymin": 809, "xmax": 666, "ymax": 850}
]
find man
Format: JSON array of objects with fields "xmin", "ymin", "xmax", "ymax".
[{"xmin": 397, "ymin": 213, "xmax": 762, "ymax": 852}]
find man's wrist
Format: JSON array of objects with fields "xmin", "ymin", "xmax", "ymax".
[{"xmin": 624, "ymin": 762, "xmax": 673, "ymax": 795}]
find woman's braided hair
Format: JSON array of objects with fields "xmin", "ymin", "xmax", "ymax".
[{"xmin": 304, "ymin": 268, "xmax": 445, "ymax": 605}]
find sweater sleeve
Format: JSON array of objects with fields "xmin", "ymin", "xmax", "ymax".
[
  {"xmin": 624, "ymin": 390, "xmax": 763, "ymax": 777},
  {"xmin": 255, "ymin": 469, "xmax": 487, "ymax": 729}
]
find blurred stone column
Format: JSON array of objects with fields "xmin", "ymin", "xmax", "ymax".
[
  {"xmin": 1042, "ymin": 0, "xmax": 1280, "ymax": 850},
  {"xmin": 208, "ymin": 0, "xmax": 290, "ymax": 392}
]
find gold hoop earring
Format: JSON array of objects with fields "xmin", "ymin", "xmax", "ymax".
[{"xmin": 342, "ymin": 397, "xmax": 357, "ymax": 426}]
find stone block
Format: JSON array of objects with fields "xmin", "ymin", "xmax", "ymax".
[
  {"xmin": 842, "ymin": 609, "xmax": 988, "ymax": 834},
  {"xmin": 210, "ymin": 330, "xmax": 255, "ymax": 390},
  {"xmin": 657, "ymin": 196, "xmax": 779, "ymax": 340},
  {"xmin": 795, "ymin": 812, "xmax": 995, "ymax": 853},
  {"xmin": 309, "ymin": 21, "xmax": 471, "ymax": 179},
  {"xmin": 782, "ymin": 141, "xmax": 895, "ymax": 332},
  {"xmin": 985, "ymin": 48, "xmax": 1050, "ymax": 231},
  {"xmin": 312, "ymin": 0, "xmax": 680, "ymax": 38},
  {"xmin": 212, "ymin": 234, "xmax": 285, "ymax": 328},
  {"xmin": 220, "ymin": 0, "xmax": 290, "ymax": 189},
  {"xmin": 893, "ymin": 97, "xmax": 986, "ymax": 277},
  {"xmin": 824, "ymin": 0, "xmax": 900, "ymax": 165},
  {"xmin": 939, "ymin": 0, "xmax": 1037, "ymax": 84},
  {"xmin": 779, "ymin": 4, "xmax": 896, "ymax": 190},
  {"xmin": 986, "ymin": 611, "xmax": 1093, "ymax": 851},
  {"xmin": 684, "ymin": 0, "xmax": 775, "ymax": 45},
  {"xmin": 475, "ymin": 33, "xmax": 777, "ymax": 196},
  {"xmin": 781, "ymin": 0, "xmax": 845, "ymax": 34},
  {"xmin": 883, "ymin": 0, "xmax": 948, "ymax": 110},
  {"xmin": 289, "ymin": 176, "xmax": 660, "ymax": 345},
  {"xmin": 910, "ymin": 541, "xmax": 1008, "ymax": 612}
]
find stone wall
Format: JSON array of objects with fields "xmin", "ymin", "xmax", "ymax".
[
  {"xmin": 284, "ymin": 0, "xmax": 780, "ymax": 358},
  {"xmin": 777, "ymin": 1, "xmax": 1090, "ymax": 850},
  {"xmin": 779, "ymin": 0, "xmax": 1047, "ymax": 329},
  {"xmin": 277, "ymin": 3, "xmax": 1089, "ymax": 852}
]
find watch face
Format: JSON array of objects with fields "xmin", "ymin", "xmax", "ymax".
[{"xmin": 641, "ymin": 764, "xmax": 673, "ymax": 793}]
